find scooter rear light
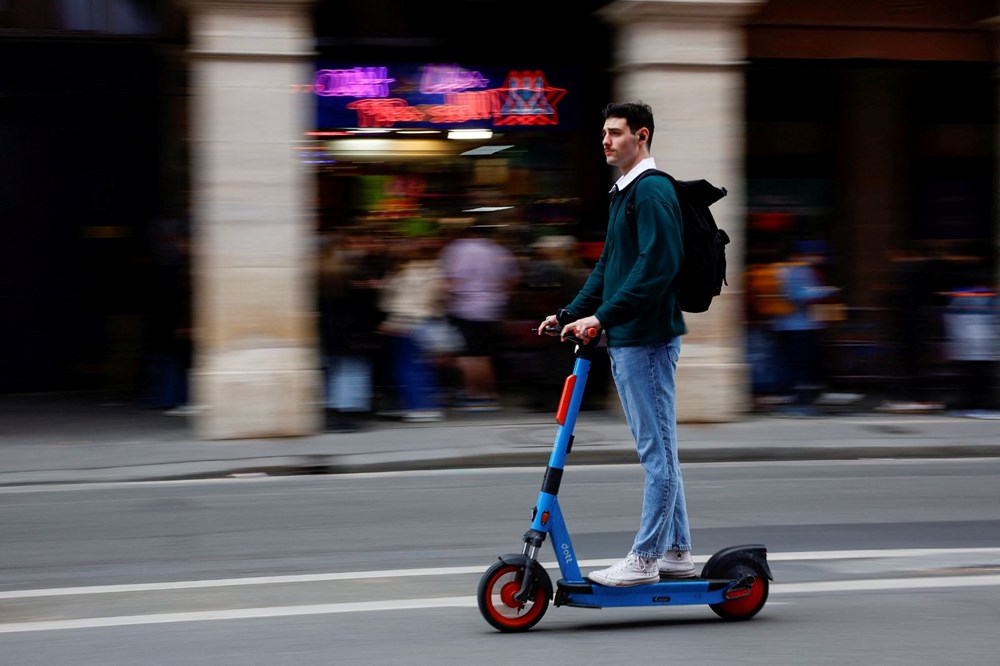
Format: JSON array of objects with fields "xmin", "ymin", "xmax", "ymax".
[{"xmin": 724, "ymin": 586, "xmax": 751, "ymax": 600}]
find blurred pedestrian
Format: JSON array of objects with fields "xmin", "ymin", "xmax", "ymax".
[
  {"xmin": 439, "ymin": 219, "xmax": 519, "ymax": 411},
  {"xmin": 317, "ymin": 230, "xmax": 386, "ymax": 432},
  {"xmin": 745, "ymin": 240, "xmax": 794, "ymax": 402},
  {"xmin": 378, "ymin": 239, "xmax": 449, "ymax": 423},
  {"xmin": 769, "ymin": 239, "xmax": 841, "ymax": 416},
  {"xmin": 518, "ymin": 235, "xmax": 587, "ymax": 411},
  {"xmin": 941, "ymin": 256, "xmax": 999, "ymax": 416}
]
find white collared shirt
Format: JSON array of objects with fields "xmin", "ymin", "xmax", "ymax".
[{"xmin": 610, "ymin": 157, "xmax": 657, "ymax": 194}]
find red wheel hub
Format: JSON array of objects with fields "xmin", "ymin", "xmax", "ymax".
[{"xmin": 500, "ymin": 581, "xmax": 524, "ymax": 609}]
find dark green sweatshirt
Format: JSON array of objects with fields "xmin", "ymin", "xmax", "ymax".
[{"xmin": 566, "ymin": 173, "xmax": 686, "ymax": 347}]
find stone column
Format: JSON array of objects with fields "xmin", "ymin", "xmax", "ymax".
[
  {"xmin": 185, "ymin": 0, "xmax": 320, "ymax": 439},
  {"xmin": 600, "ymin": 0, "xmax": 764, "ymax": 422},
  {"xmin": 992, "ymin": 17, "xmax": 1000, "ymax": 286},
  {"xmin": 993, "ymin": 17, "xmax": 1000, "ymax": 410}
]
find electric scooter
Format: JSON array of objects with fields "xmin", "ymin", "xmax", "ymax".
[{"xmin": 477, "ymin": 311, "xmax": 773, "ymax": 632}]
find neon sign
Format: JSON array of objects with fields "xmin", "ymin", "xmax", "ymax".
[
  {"xmin": 346, "ymin": 91, "xmax": 499, "ymax": 127},
  {"xmin": 420, "ymin": 64, "xmax": 488, "ymax": 93},
  {"xmin": 495, "ymin": 70, "xmax": 565, "ymax": 126},
  {"xmin": 313, "ymin": 64, "xmax": 567, "ymax": 129},
  {"xmin": 313, "ymin": 67, "xmax": 395, "ymax": 98}
]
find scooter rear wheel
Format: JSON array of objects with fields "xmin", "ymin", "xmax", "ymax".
[
  {"xmin": 477, "ymin": 561, "xmax": 549, "ymax": 632},
  {"xmin": 709, "ymin": 563, "xmax": 769, "ymax": 621}
]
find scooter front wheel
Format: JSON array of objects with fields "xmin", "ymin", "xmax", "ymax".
[
  {"xmin": 477, "ymin": 561, "xmax": 549, "ymax": 632},
  {"xmin": 709, "ymin": 563, "xmax": 769, "ymax": 621}
]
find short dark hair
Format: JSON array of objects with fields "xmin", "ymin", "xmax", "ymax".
[{"xmin": 602, "ymin": 101, "xmax": 655, "ymax": 148}]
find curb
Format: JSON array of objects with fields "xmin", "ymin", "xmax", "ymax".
[{"xmin": 1, "ymin": 443, "xmax": 997, "ymax": 487}]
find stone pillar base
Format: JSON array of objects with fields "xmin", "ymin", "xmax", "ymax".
[
  {"xmin": 603, "ymin": 346, "xmax": 750, "ymax": 423},
  {"xmin": 193, "ymin": 347, "xmax": 321, "ymax": 440},
  {"xmin": 676, "ymin": 359, "xmax": 750, "ymax": 422}
]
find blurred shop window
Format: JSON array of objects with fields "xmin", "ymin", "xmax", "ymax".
[
  {"xmin": 4, "ymin": 0, "xmax": 158, "ymax": 34},
  {"xmin": 62, "ymin": 0, "xmax": 155, "ymax": 33}
]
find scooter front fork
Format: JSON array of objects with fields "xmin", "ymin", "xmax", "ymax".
[{"xmin": 513, "ymin": 529, "xmax": 547, "ymax": 603}]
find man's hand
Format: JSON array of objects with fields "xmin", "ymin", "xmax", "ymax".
[
  {"xmin": 561, "ymin": 315, "xmax": 602, "ymax": 340},
  {"xmin": 537, "ymin": 314, "xmax": 560, "ymax": 336}
]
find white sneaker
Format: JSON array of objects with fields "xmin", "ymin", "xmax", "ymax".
[
  {"xmin": 587, "ymin": 552, "xmax": 659, "ymax": 587},
  {"xmin": 658, "ymin": 549, "xmax": 697, "ymax": 577}
]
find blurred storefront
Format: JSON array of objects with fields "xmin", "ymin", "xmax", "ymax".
[
  {"xmin": 300, "ymin": 61, "xmax": 617, "ymax": 420},
  {"xmin": 2, "ymin": 0, "xmax": 998, "ymax": 438},
  {"xmin": 182, "ymin": 0, "xmax": 618, "ymax": 437},
  {"xmin": 303, "ymin": 63, "xmax": 600, "ymax": 241},
  {"xmin": 743, "ymin": 1, "xmax": 998, "ymax": 410}
]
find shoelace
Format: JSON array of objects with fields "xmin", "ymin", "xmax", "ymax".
[{"xmin": 614, "ymin": 553, "xmax": 656, "ymax": 573}]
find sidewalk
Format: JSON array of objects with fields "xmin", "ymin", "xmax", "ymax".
[{"xmin": 1, "ymin": 394, "xmax": 999, "ymax": 486}]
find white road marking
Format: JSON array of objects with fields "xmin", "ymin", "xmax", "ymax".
[
  {"xmin": 765, "ymin": 547, "xmax": 1000, "ymax": 562},
  {"xmin": 0, "ymin": 597, "xmax": 480, "ymax": 634},
  {"xmin": 2, "ymin": 575, "xmax": 1000, "ymax": 634},
  {"xmin": 774, "ymin": 575, "xmax": 1000, "ymax": 594},
  {"xmin": 1, "ymin": 547, "xmax": 998, "ymax": 601}
]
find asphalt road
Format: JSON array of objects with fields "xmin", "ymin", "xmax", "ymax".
[{"xmin": 1, "ymin": 458, "xmax": 998, "ymax": 664}]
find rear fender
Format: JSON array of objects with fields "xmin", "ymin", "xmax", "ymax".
[{"xmin": 701, "ymin": 544, "xmax": 773, "ymax": 581}]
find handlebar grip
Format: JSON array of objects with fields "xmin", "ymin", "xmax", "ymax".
[{"xmin": 534, "ymin": 325, "xmax": 600, "ymax": 345}]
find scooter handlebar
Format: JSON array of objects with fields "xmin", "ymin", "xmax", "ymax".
[{"xmin": 532, "ymin": 326, "xmax": 599, "ymax": 345}]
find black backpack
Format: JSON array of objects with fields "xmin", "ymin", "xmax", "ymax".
[{"xmin": 624, "ymin": 169, "xmax": 730, "ymax": 313}]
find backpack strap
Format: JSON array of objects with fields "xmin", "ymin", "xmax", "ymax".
[{"xmin": 623, "ymin": 169, "xmax": 671, "ymax": 226}]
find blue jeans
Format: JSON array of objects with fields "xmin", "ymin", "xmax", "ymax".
[
  {"xmin": 324, "ymin": 355, "xmax": 372, "ymax": 412},
  {"xmin": 608, "ymin": 337, "xmax": 691, "ymax": 559},
  {"xmin": 386, "ymin": 334, "xmax": 440, "ymax": 412}
]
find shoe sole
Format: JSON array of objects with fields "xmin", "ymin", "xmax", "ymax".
[{"xmin": 586, "ymin": 574, "xmax": 659, "ymax": 587}]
